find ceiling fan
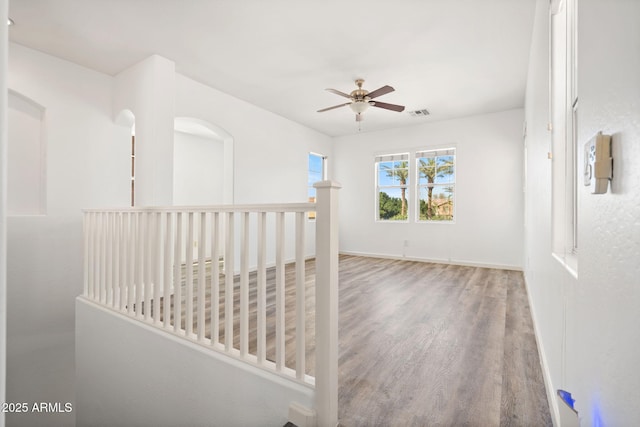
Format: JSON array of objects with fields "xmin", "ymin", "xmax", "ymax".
[{"xmin": 317, "ymin": 79, "xmax": 405, "ymax": 122}]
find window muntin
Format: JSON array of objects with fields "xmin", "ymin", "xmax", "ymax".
[
  {"xmin": 375, "ymin": 153, "xmax": 409, "ymax": 221},
  {"xmin": 416, "ymin": 149, "xmax": 455, "ymax": 222},
  {"xmin": 308, "ymin": 152, "xmax": 326, "ymax": 219}
]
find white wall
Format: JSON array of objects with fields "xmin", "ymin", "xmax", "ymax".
[
  {"xmin": 524, "ymin": 0, "xmax": 640, "ymax": 425},
  {"xmin": 1, "ymin": 2, "xmax": 9, "ymax": 426},
  {"xmin": 6, "ymin": 43, "xmax": 130, "ymax": 427},
  {"xmin": 7, "ymin": 91, "xmax": 45, "ymax": 214},
  {"xmin": 76, "ymin": 298, "xmax": 314, "ymax": 427},
  {"xmin": 522, "ymin": 2, "xmax": 568, "ymax": 423},
  {"xmin": 334, "ymin": 109, "xmax": 525, "ymax": 269},
  {"xmin": 175, "ymin": 74, "xmax": 333, "ymax": 205},
  {"xmin": 173, "ymin": 130, "xmax": 225, "ymax": 205}
]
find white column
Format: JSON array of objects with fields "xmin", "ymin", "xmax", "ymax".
[
  {"xmin": 314, "ymin": 180, "xmax": 341, "ymax": 427},
  {"xmin": 113, "ymin": 55, "xmax": 176, "ymax": 206}
]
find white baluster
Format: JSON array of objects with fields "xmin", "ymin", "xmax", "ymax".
[
  {"xmin": 225, "ymin": 212, "xmax": 235, "ymax": 351},
  {"xmin": 211, "ymin": 212, "xmax": 220, "ymax": 346},
  {"xmin": 127, "ymin": 212, "xmax": 136, "ymax": 315},
  {"xmin": 186, "ymin": 212, "xmax": 194, "ymax": 336},
  {"xmin": 240, "ymin": 211, "xmax": 250, "ymax": 357},
  {"xmin": 113, "ymin": 212, "xmax": 121, "ymax": 309},
  {"xmin": 163, "ymin": 212, "xmax": 173, "ymax": 328},
  {"xmin": 84, "ymin": 213, "xmax": 92, "ymax": 298},
  {"xmin": 275, "ymin": 211, "xmax": 285, "ymax": 371},
  {"xmin": 197, "ymin": 212, "xmax": 207, "ymax": 342},
  {"xmin": 154, "ymin": 212, "xmax": 162, "ymax": 323},
  {"xmin": 173, "ymin": 212, "xmax": 183, "ymax": 333},
  {"xmin": 256, "ymin": 211, "xmax": 267, "ymax": 364},
  {"xmin": 136, "ymin": 212, "xmax": 145, "ymax": 319},
  {"xmin": 120, "ymin": 213, "xmax": 125, "ymax": 310},
  {"xmin": 295, "ymin": 211, "xmax": 306, "ymax": 380},
  {"xmin": 100, "ymin": 212, "xmax": 107, "ymax": 303},
  {"xmin": 95, "ymin": 212, "xmax": 102, "ymax": 301},
  {"xmin": 94, "ymin": 212, "xmax": 101, "ymax": 300},
  {"xmin": 106, "ymin": 212, "xmax": 113, "ymax": 306},
  {"xmin": 108, "ymin": 212, "xmax": 116, "ymax": 307},
  {"xmin": 120, "ymin": 212, "xmax": 128, "ymax": 311},
  {"xmin": 144, "ymin": 212, "xmax": 153, "ymax": 322}
]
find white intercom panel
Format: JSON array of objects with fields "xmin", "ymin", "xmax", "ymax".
[{"xmin": 583, "ymin": 132, "xmax": 612, "ymax": 194}]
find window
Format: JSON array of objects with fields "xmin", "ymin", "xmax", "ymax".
[
  {"xmin": 416, "ymin": 149, "xmax": 455, "ymax": 222},
  {"xmin": 308, "ymin": 152, "xmax": 327, "ymax": 219},
  {"xmin": 550, "ymin": 0, "xmax": 578, "ymax": 275},
  {"xmin": 375, "ymin": 153, "xmax": 409, "ymax": 221}
]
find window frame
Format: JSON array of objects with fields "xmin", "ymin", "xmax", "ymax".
[
  {"xmin": 550, "ymin": 0, "xmax": 578, "ymax": 276},
  {"xmin": 308, "ymin": 152, "xmax": 327, "ymax": 220},
  {"xmin": 415, "ymin": 148, "xmax": 456, "ymax": 223},
  {"xmin": 375, "ymin": 153, "xmax": 410, "ymax": 222}
]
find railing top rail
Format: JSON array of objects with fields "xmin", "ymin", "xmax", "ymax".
[{"xmin": 83, "ymin": 202, "xmax": 316, "ymax": 214}]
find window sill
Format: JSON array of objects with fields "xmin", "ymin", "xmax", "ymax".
[
  {"xmin": 552, "ymin": 251, "xmax": 578, "ymax": 279},
  {"xmin": 417, "ymin": 220, "xmax": 455, "ymax": 225}
]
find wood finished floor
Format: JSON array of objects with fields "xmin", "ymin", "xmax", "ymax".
[
  {"xmin": 159, "ymin": 255, "xmax": 551, "ymax": 426},
  {"xmin": 336, "ymin": 255, "xmax": 551, "ymax": 427}
]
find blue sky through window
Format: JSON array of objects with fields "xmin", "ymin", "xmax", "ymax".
[
  {"xmin": 378, "ymin": 161, "xmax": 408, "ymax": 187},
  {"xmin": 308, "ymin": 153, "xmax": 324, "ymax": 199}
]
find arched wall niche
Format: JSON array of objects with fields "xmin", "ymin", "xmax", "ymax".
[
  {"xmin": 7, "ymin": 89, "xmax": 46, "ymax": 215},
  {"xmin": 173, "ymin": 117, "xmax": 234, "ymax": 205}
]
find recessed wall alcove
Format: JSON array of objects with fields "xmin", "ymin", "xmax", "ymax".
[{"xmin": 173, "ymin": 117, "xmax": 234, "ymax": 205}]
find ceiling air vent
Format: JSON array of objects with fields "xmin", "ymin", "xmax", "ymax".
[{"xmin": 409, "ymin": 109, "xmax": 430, "ymax": 117}]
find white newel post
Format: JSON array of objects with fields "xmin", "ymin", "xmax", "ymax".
[{"xmin": 314, "ymin": 180, "xmax": 341, "ymax": 427}]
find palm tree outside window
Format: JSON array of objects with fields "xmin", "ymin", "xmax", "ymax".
[
  {"xmin": 416, "ymin": 149, "xmax": 455, "ymax": 221},
  {"xmin": 376, "ymin": 153, "xmax": 409, "ymax": 221}
]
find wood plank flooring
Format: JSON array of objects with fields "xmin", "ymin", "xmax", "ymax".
[
  {"xmin": 336, "ymin": 255, "xmax": 551, "ymax": 426},
  {"xmin": 159, "ymin": 254, "xmax": 551, "ymax": 426}
]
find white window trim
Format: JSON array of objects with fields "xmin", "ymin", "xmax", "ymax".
[
  {"xmin": 375, "ymin": 152, "xmax": 410, "ymax": 223},
  {"xmin": 308, "ymin": 152, "xmax": 327, "ymax": 221},
  {"xmin": 550, "ymin": 0, "xmax": 578, "ymax": 276},
  {"xmin": 415, "ymin": 148, "xmax": 456, "ymax": 224}
]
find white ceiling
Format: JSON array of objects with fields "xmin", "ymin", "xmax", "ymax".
[{"xmin": 8, "ymin": 0, "xmax": 536, "ymax": 137}]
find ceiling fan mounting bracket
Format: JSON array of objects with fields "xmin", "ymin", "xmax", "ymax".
[{"xmin": 351, "ymin": 79, "xmax": 369, "ymax": 100}]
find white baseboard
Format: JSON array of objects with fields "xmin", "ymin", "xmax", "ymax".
[
  {"xmin": 523, "ymin": 273, "xmax": 561, "ymax": 426},
  {"xmin": 339, "ymin": 250, "xmax": 523, "ymax": 271}
]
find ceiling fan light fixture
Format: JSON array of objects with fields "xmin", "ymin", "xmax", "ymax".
[{"xmin": 349, "ymin": 101, "xmax": 369, "ymax": 114}]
